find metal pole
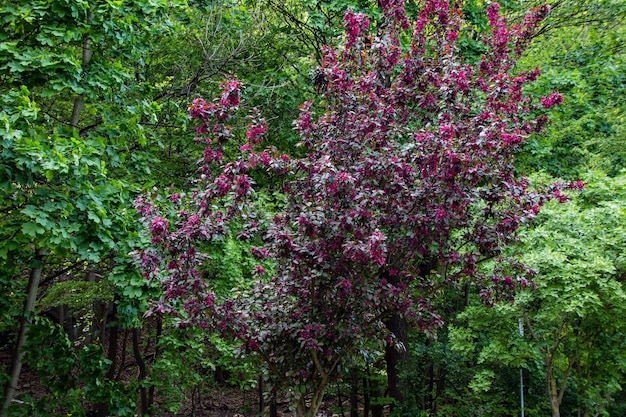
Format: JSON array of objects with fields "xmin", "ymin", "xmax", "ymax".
[
  {"xmin": 519, "ymin": 368, "xmax": 524, "ymax": 417},
  {"xmin": 518, "ymin": 318, "xmax": 525, "ymax": 417}
]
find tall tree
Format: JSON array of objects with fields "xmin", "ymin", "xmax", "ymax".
[
  {"xmin": 0, "ymin": 0, "xmax": 183, "ymax": 414},
  {"xmin": 451, "ymin": 171, "xmax": 626, "ymax": 417},
  {"xmin": 134, "ymin": 1, "xmax": 569, "ymax": 415}
]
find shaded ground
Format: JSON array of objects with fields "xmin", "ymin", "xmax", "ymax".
[{"xmin": 1, "ymin": 352, "xmax": 345, "ymax": 417}]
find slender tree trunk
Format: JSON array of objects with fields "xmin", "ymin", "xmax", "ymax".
[
  {"xmin": 350, "ymin": 369, "xmax": 359, "ymax": 417},
  {"xmin": 116, "ymin": 329, "xmax": 129, "ymax": 380},
  {"xmin": 85, "ymin": 269, "xmax": 97, "ymax": 346},
  {"xmin": 547, "ymin": 367, "xmax": 561, "ymax": 417},
  {"xmin": 425, "ymin": 361, "xmax": 434, "ymax": 413},
  {"xmin": 147, "ymin": 316, "xmax": 162, "ymax": 409},
  {"xmin": 363, "ymin": 371, "xmax": 371, "ymax": 417},
  {"xmin": 382, "ymin": 268, "xmax": 408, "ymax": 408},
  {"xmin": 258, "ymin": 376, "xmax": 264, "ymax": 414},
  {"xmin": 70, "ymin": 17, "xmax": 93, "ymax": 129},
  {"xmin": 57, "ymin": 305, "xmax": 65, "ymax": 331},
  {"xmin": 434, "ymin": 363, "xmax": 445, "ymax": 415},
  {"xmin": 132, "ymin": 328, "xmax": 148, "ymax": 416},
  {"xmin": 336, "ymin": 380, "xmax": 345, "ymax": 417},
  {"xmin": 1, "ymin": 248, "xmax": 46, "ymax": 417},
  {"xmin": 96, "ymin": 303, "xmax": 120, "ymax": 417},
  {"xmin": 269, "ymin": 390, "xmax": 278, "ymax": 417}
]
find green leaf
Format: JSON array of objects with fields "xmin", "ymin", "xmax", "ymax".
[{"xmin": 21, "ymin": 221, "xmax": 45, "ymax": 236}]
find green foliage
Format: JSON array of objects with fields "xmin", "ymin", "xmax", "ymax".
[
  {"xmin": 0, "ymin": 0, "xmax": 187, "ymax": 260},
  {"xmin": 518, "ymin": 3, "xmax": 626, "ymax": 177},
  {"xmin": 211, "ymin": 333, "xmax": 259, "ymax": 389},
  {"xmin": 4, "ymin": 317, "xmax": 135, "ymax": 417},
  {"xmin": 0, "ymin": 2, "xmax": 189, "ymax": 415},
  {"xmin": 39, "ymin": 279, "xmax": 114, "ymax": 311},
  {"xmin": 1, "ymin": 0, "xmax": 625, "ymax": 415},
  {"xmin": 108, "ymin": 252, "xmax": 160, "ymax": 329},
  {"xmin": 147, "ymin": 325, "xmax": 216, "ymax": 413},
  {"xmin": 451, "ymin": 171, "xmax": 626, "ymax": 416}
]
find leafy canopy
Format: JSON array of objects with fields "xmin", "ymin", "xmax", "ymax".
[{"xmin": 134, "ymin": 0, "xmax": 572, "ymax": 414}]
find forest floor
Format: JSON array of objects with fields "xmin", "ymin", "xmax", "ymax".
[
  {"xmin": 1, "ymin": 354, "xmax": 352, "ymax": 417},
  {"xmin": 1, "ymin": 330, "xmax": 376, "ymax": 417}
]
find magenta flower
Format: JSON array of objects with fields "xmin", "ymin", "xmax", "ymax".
[
  {"xmin": 215, "ymin": 174, "xmax": 232, "ymax": 197},
  {"xmin": 220, "ymin": 80, "xmax": 242, "ymax": 108},
  {"xmin": 150, "ymin": 217, "xmax": 169, "ymax": 243},
  {"xmin": 246, "ymin": 124, "xmax": 267, "ymax": 145},
  {"xmin": 343, "ymin": 10, "xmax": 370, "ymax": 49},
  {"xmin": 189, "ymin": 98, "xmax": 208, "ymax": 118},
  {"xmin": 447, "ymin": 31, "xmax": 459, "ymax": 42},
  {"xmin": 553, "ymin": 189, "xmax": 569, "ymax": 203},
  {"xmin": 541, "ymin": 92, "xmax": 564, "ymax": 108}
]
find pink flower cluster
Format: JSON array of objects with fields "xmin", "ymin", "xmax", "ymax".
[
  {"xmin": 150, "ymin": 217, "xmax": 169, "ymax": 243},
  {"xmin": 246, "ymin": 123, "xmax": 267, "ymax": 145},
  {"xmin": 188, "ymin": 98, "xmax": 211, "ymax": 118},
  {"xmin": 368, "ymin": 230, "xmax": 387, "ymax": 266},
  {"xmin": 343, "ymin": 10, "xmax": 369, "ymax": 49},
  {"xmin": 541, "ymin": 92, "xmax": 564, "ymax": 108},
  {"xmin": 220, "ymin": 79, "xmax": 242, "ymax": 108}
]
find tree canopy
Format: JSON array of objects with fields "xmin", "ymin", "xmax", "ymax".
[{"xmin": 1, "ymin": 0, "xmax": 625, "ymax": 416}]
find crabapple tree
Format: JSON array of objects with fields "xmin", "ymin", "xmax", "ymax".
[{"xmin": 134, "ymin": 1, "xmax": 568, "ymax": 415}]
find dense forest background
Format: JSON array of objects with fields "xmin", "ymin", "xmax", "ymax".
[{"xmin": 1, "ymin": 0, "xmax": 625, "ymax": 416}]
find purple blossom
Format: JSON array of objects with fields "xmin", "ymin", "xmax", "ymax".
[
  {"xmin": 246, "ymin": 124, "xmax": 267, "ymax": 145},
  {"xmin": 189, "ymin": 98, "xmax": 209, "ymax": 118},
  {"xmin": 447, "ymin": 31, "xmax": 458, "ymax": 42},
  {"xmin": 368, "ymin": 230, "xmax": 387, "ymax": 266},
  {"xmin": 215, "ymin": 174, "xmax": 232, "ymax": 197},
  {"xmin": 236, "ymin": 175, "xmax": 251, "ymax": 196},
  {"xmin": 134, "ymin": 1, "xmax": 559, "ymax": 411},
  {"xmin": 501, "ymin": 133, "xmax": 522, "ymax": 146},
  {"xmin": 553, "ymin": 189, "xmax": 569, "ymax": 203},
  {"xmin": 150, "ymin": 217, "xmax": 169, "ymax": 243},
  {"xmin": 435, "ymin": 208, "xmax": 447, "ymax": 219},
  {"xmin": 220, "ymin": 79, "xmax": 242, "ymax": 108},
  {"xmin": 343, "ymin": 10, "xmax": 370, "ymax": 49},
  {"xmin": 541, "ymin": 92, "xmax": 564, "ymax": 108}
]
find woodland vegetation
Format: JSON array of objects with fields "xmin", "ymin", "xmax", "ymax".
[{"xmin": 1, "ymin": 0, "xmax": 625, "ymax": 417}]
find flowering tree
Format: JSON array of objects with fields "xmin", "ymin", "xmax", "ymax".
[{"xmin": 134, "ymin": 1, "xmax": 569, "ymax": 415}]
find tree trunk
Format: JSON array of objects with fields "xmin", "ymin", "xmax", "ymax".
[
  {"xmin": 259, "ymin": 378, "xmax": 279, "ymax": 417},
  {"xmin": 147, "ymin": 316, "xmax": 162, "ymax": 409},
  {"xmin": 434, "ymin": 363, "xmax": 446, "ymax": 415},
  {"xmin": 132, "ymin": 328, "xmax": 149, "ymax": 416},
  {"xmin": 425, "ymin": 361, "xmax": 434, "ymax": 413},
  {"xmin": 1, "ymin": 248, "xmax": 46, "ymax": 417},
  {"xmin": 269, "ymin": 390, "xmax": 278, "ymax": 417},
  {"xmin": 258, "ymin": 376, "xmax": 264, "ymax": 414},
  {"xmin": 547, "ymin": 367, "xmax": 561, "ymax": 417},
  {"xmin": 363, "ymin": 372, "xmax": 371, "ymax": 417},
  {"xmin": 294, "ymin": 378, "xmax": 328, "ymax": 417},
  {"xmin": 384, "ymin": 313, "xmax": 408, "ymax": 407},
  {"xmin": 70, "ymin": 16, "xmax": 93, "ymax": 129},
  {"xmin": 350, "ymin": 369, "xmax": 359, "ymax": 417},
  {"xmin": 382, "ymin": 267, "xmax": 409, "ymax": 408},
  {"xmin": 96, "ymin": 303, "xmax": 120, "ymax": 417}
]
